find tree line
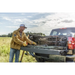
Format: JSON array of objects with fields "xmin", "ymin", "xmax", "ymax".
[{"xmin": 0, "ymin": 31, "xmax": 45, "ymax": 37}]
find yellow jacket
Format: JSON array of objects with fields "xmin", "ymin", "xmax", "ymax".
[{"xmin": 10, "ymin": 28, "xmax": 33, "ymax": 50}]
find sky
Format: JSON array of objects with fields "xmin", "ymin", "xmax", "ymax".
[{"xmin": 0, "ymin": 12, "xmax": 75, "ymax": 35}]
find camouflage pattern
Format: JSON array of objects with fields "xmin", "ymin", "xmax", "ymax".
[{"xmin": 29, "ymin": 34, "xmax": 67, "ymax": 47}]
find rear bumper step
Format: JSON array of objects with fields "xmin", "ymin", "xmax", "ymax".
[{"xmin": 66, "ymin": 55, "xmax": 75, "ymax": 58}]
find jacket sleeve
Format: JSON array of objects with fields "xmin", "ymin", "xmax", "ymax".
[
  {"xmin": 24, "ymin": 34, "xmax": 33, "ymax": 44},
  {"xmin": 12, "ymin": 31, "xmax": 23, "ymax": 45}
]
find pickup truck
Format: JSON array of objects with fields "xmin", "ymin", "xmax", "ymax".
[{"xmin": 21, "ymin": 27, "xmax": 75, "ymax": 62}]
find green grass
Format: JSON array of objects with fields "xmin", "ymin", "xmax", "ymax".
[{"xmin": 0, "ymin": 37, "xmax": 37, "ymax": 62}]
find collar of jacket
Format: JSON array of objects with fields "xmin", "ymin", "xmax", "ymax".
[
  {"xmin": 17, "ymin": 28, "xmax": 20, "ymax": 32},
  {"xmin": 17, "ymin": 28, "xmax": 23, "ymax": 33}
]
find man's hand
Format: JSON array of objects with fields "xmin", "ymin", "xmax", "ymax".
[
  {"xmin": 32, "ymin": 42, "xmax": 37, "ymax": 45},
  {"xmin": 23, "ymin": 42, "xmax": 28, "ymax": 46}
]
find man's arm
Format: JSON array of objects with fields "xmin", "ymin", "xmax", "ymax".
[{"xmin": 24, "ymin": 34, "xmax": 34, "ymax": 44}]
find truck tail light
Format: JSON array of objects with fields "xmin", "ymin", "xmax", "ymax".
[
  {"xmin": 68, "ymin": 37, "xmax": 75, "ymax": 50},
  {"xmin": 68, "ymin": 41, "xmax": 71, "ymax": 44}
]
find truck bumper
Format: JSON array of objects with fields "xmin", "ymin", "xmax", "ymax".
[{"xmin": 66, "ymin": 55, "xmax": 75, "ymax": 58}]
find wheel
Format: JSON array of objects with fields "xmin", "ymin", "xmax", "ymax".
[{"xmin": 35, "ymin": 57, "xmax": 45, "ymax": 62}]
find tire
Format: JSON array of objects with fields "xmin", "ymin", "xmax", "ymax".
[{"xmin": 35, "ymin": 57, "xmax": 45, "ymax": 62}]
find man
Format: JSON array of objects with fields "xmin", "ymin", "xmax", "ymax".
[{"xmin": 9, "ymin": 24, "xmax": 37, "ymax": 62}]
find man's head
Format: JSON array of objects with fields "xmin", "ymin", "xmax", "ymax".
[{"xmin": 19, "ymin": 24, "xmax": 27, "ymax": 32}]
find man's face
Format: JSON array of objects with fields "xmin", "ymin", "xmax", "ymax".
[{"xmin": 20, "ymin": 26, "xmax": 25, "ymax": 32}]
